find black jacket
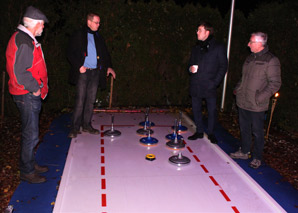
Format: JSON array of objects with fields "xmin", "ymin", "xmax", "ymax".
[
  {"xmin": 188, "ymin": 37, "xmax": 228, "ymax": 98},
  {"xmin": 67, "ymin": 26, "xmax": 112, "ymax": 89}
]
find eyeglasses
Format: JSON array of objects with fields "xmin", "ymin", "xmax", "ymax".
[
  {"xmin": 249, "ymin": 40, "xmax": 261, "ymax": 44},
  {"xmin": 92, "ymin": 21, "xmax": 100, "ymax": 25}
]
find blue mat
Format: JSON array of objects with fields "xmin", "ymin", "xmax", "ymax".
[
  {"xmin": 9, "ymin": 114, "xmax": 71, "ymax": 212},
  {"xmin": 8, "ymin": 113, "xmax": 298, "ymax": 212}
]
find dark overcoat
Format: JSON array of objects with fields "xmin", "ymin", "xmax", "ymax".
[
  {"xmin": 188, "ymin": 38, "xmax": 228, "ymax": 98},
  {"xmin": 67, "ymin": 26, "xmax": 112, "ymax": 89}
]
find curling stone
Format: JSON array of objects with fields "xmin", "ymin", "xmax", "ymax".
[
  {"xmin": 169, "ymin": 152, "xmax": 191, "ymax": 166},
  {"xmin": 104, "ymin": 115, "xmax": 121, "ymax": 137},
  {"xmin": 171, "ymin": 112, "xmax": 187, "ymax": 132},
  {"xmin": 139, "ymin": 107, "xmax": 155, "ymax": 127},
  {"xmin": 137, "ymin": 121, "xmax": 154, "ymax": 136},
  {"xmin": 140, "ymin": 130, "xmax": 158, "ymax": 146},
  {"xmin": 166, "ymin": 134, "xmax": 185, "ymax": 149},
  {"xmin": 166, "ymin": 118, "xmax": 183, "ymax": 140}
]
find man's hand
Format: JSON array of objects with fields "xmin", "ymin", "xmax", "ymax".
[
  {"xmin": 107, "ymin": 68, "xmax": 116, "ymax": 79},
  {"xmin": 79, "ymin": 66, "xmax": 87, "ymax": 73},
  {"xmin": 33, "ymin": 89, "xmax": 41, "ymax": 96}
]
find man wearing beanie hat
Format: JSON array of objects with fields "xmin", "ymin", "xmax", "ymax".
[{"xmin": 6, "ymin": 6, "xmax": 49, "ymax": 183}]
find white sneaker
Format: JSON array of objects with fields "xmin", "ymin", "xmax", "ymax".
[
  {"xmin": 230, "ymin": 149, "xmax": 249, "ymax": 159},
  {"xmin": 250, "ymin": 159, "xmax": 261, "ymax": 169}
]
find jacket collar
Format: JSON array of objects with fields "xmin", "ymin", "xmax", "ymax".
[
  {"xmin": 253, "ymin": 45, "xmax": 269, "ymax": 57},
  {"xmin": 17, "ymin": 24, "xmax": 39, "ymax": 46}
]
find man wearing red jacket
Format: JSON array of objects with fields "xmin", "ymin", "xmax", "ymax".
[{"xmin": 6, "ymin": 6, "xmax": 49, "ymax": 183}]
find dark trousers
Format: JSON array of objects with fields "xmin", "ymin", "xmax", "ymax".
[
  {"xmin": 13, "ymin": 93, "xmax": 41, "ymax": 174},
  {"xmin": 238, "ymin": 108, "xmax": 265, "ymax": 160},
  {"xmin": 191, "ymin": 96, "xmax": 217, "ymax": 135},
  {"xmin": 71, "ymin": 69, "xmax": 100, "ymax": 131}
]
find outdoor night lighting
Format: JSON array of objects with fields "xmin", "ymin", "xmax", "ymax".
[{"xmin": 265, "ymin": 92, "xmax": 280, "ymax": 140}]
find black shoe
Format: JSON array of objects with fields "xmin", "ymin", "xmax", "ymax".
[
  {"xmin": 68, "ymin": 130, "xmax": 78, "ymax": 138},
  {"xmin": 34, "ymin": 164, "xmax": 49, "ymax": 173},
  {"xmin": 82, "ymin": 126, "xmax": 100, "ymax": 135},
  {"xmin": 188, "ymin": 132, "xmax": 204, "ymax": 140},
  {"xmin": 20, "ymin": 173, "xmax": 46, "ymax": 184},
  {"xmin": 208, "ymin": 134, "xmax": 218, "ymax": 144}
]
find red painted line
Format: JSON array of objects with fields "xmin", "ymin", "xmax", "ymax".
[
  {"xmin": 101, "ymin": 132, "xmax": 104, "ymax": 137},
  {"xmin": 101, "ymin": 126, "xmax": 104, "ymax": 131},
  {"xmin": 209, "ymin": 176, "xmax": 219, "ymax": 186},
  {"xmin": 232, "ymin": 206, "xmax": 240, "ymax": 213},
  {"xmin": 101, "ymin": 139, "xmax": 104, "ymax": 145},
  {"xmin": 103, "ymin": 124, "xmax": 135, "ymax": 127},
  {"xmin": 101, "ymin": 156, "xmax": 105, "ymax": 164},
  {"xmin": 200, "ymin": 165, "xmax": 209, "ymax": 173},
  {"xmin": 186, "ymin": 146, "xmax": 193, "ymax": 153},
  {"xmin": 101, "ymin": 179, "xmax": 106, "ymax": 189},
  {"xmin": 193, "ymin": 155, "xmax": 200, "ymax": 162},
  {"xmin": 183, "ymin": 140, "xmax": 187, "ymax": 144},
  {"xmin": 101, "ymin": 167, "xmax": 105, "ymax": 175},
  {"xmin": 101, "ymin": 147, "xmax": 105, "ymax": 154},
  {"xmin": 102, "ymin": 194, "xmax": 107, "ymax": 207},
  {"xmin": 155, "ymin": 125, "xmax": 172, "ymax": 127},
  {"xmin": 220, "ymin": 189, "xmax": 231, "ymax": 202}
]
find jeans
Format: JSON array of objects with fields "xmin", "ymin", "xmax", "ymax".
[
  {"xmin": 13, "ymin": 93, "xmax": 41, "ymax": 174},
  {"xmin": 238, "ymin": 108, "xmax": 265, "ymax": 160},
  {"xmin": 71, "ymin": 69, "xmax": 100, "ymax": 131},
  {"xmin": 191, "ymin": 97, "xmax": 217, "ymax": 134}
]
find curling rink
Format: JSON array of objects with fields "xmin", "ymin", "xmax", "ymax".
[{"xmin": 53, "ymin": 111, "xmax": 285, "ymax": 213}]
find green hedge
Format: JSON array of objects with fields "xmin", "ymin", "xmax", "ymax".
[{"xmin": 0, "ymin": 0, "xmax": 297, "ymax": 131}]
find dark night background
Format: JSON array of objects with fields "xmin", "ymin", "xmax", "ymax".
[{"xmin": 0, "ymin": 0, "xmax": 297, "ymax": 129}]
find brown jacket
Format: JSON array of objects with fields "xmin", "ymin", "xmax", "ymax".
[{"xmin": 235, "ymin": 46, "xmax": 281, "ymax": 112}]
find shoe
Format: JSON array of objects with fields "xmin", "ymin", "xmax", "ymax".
[
  {"xmin": 68, "ymin": 129, "xmax": 80, "ymax": 138},
  {"xmin": 188, "ymin": 132, "xmax": 204, "ymax": 140},
  {"xmin": 20, "ymin": 173, "xmax": 46, "ymax": 184},
  {"xmin": 208, "ymin": 134, "xmax": 218, "ymax": 144},
  {"xmin": 82, "ymin": 126, "xmax": 100, "ymax": 135},
  {"xmin": 250, "ymin": 159, "xmax": 261, "ymax": 169},
  {"xmin": 230, "ymin": 149, "xmax": 249, "ymax": 159},
  {"xmin": 34, "ymin": 164, "xmax": 49, "ymax": 173}
]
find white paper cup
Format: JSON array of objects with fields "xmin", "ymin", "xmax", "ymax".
[{"xmin": 192, "ymin": 65, "xmax": 198, "ymax": 73}]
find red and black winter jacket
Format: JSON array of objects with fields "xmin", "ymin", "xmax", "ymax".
[{"xmin": 6, "ymin": 26, "xmax": 48, "ymax": 99}]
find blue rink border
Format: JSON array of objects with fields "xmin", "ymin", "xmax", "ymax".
[
  {"xmin": 9, "ymin": 114, "xmax": 72, "ymax": 212},
  {"xmin": 8, "ymin": 113, "xmax": 298, "ymax": 212},
  {"xmin": 211, "ymin": 121, "xmax": 298, "ymax": 212}
]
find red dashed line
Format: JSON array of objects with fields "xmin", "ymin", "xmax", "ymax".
[
  {"xmin": 101, "ymin": 132, "xmax": 104, "ymax": 137},
  {"xmin": 101, "ymin": 156, "xmax": 105, "ymax": 164},
  {"xmin": 232, "ymin": 206, "xmax": 240, "ymax": 213},
  {"xmin": 193, "ymin": 155, "xmax": 200, "ymax": 162},
  {"xmin": 200, "ymin": 165, "xmax": 209, "ymax": 173},
  {"xmin": 102, "ymin": 179, "xmax": 106, "ymax": 189},
  {"xmin": 183, "ymin": 140, "xmax": 187, "ymax": 144},
  {"xmin": 101, "ymin": 166, "xmax": 105, "ymax": 175},
  {"xmin": 220, "ymin": 189, "xmax": 231, "ymax": 202},
  {"xmin": 186, "ymin": 146, "xmax": 193, "ymax": 153},
  {"xmin": 101, "ymin": 147, "xmax": 105, "ymax": 154},
  {"xmin": 209, "ymin": 176, "xmax": 219, "ymax": 186},
  {"xmin": 101, "ymin": 126, "xmax": 104, "ymax": 131},
  {"xmin": 101, "ymin": 139, "xmax": 104, "ymax": 145},
  {"xmin": 102, "ymin": 194, "xmax": 107, "ymax": 207}
]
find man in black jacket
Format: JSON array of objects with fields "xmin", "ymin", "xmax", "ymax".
[
  {"xmin": 187, "ymin": 22, "xmax": 228, "ymax": 144},
  {"xmin": 67, "ymin": 13, "xmax": 116, "ymax": 138}
]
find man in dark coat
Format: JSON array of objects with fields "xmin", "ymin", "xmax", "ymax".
[
  {"xmin": 187, "ymin": 21, "xmax": 228, "ymax": 144},
  {"xmin": 67, "ymin": 13, "xmax": 116, "ymax": 138}
]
